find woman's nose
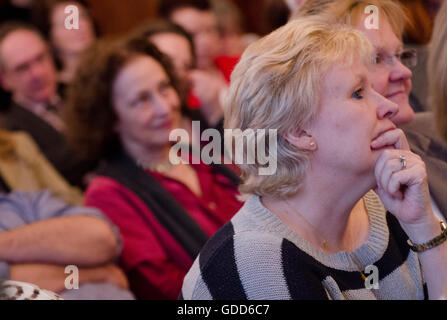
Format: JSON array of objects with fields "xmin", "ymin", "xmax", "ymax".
[
  {"xmin": 375, "ymin": 90, "xmax": 399, "ymax": 119},
  {"xmin": 389, "ymin": 59, "xmax": 413, "ymax": 83}
]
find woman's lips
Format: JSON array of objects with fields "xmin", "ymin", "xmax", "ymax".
[
  {"xmin": 153, "ymin": 119, "xmax": 173, "ymax": 129},
  {"xmin": 386, "ymin": 91, "xmax": 405, "ymax": 99}
]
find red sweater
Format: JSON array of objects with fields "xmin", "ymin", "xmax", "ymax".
[{"xmin": 85, "ymin": 162, "xmax": 242, "ymax": 300}]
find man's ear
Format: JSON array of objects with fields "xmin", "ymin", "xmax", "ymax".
[{"xmin": 285, "ymin": 129, "xmax": 317, "ymax": 151}]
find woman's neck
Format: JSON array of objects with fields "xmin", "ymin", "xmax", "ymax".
[
  {"xmin": 58, "ymin": 51, "xmax": 82, "ymax": 82},
  {"xmin": 121, "ymin": 138, "xmax": 171, "ymax": 167},
  {"xmin": 262, "ymin": 172, "xmax": 372, "ymax": 253}
]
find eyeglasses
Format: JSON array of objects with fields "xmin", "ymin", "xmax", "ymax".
[{"xmin": 373, "ymin": 49, "xmax": 418, "ymax": 69}]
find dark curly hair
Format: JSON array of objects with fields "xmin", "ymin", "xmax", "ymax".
[{"xmin": 64, "ymin": 36, "xmax": 180, "ymax": 159}]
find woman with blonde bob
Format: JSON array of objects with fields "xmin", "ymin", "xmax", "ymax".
[
  {"xmin": 428, "ymin": 0, "xmax": 447, "ymax": 141},
  {"xmin": 297, "ymin": 0, "xmax": 447, "ymax": 221},
  {"xmin": 181, "ymin": 17, "xmax": 447, "ymax": 300}
]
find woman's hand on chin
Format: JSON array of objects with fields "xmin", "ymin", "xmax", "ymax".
[
  {"xmin": 370, "ymin": 128, "xmax": 409, "ymax": 151},
  {"xmin": 372, "ymin": 128, "xmax": 435, "ymax": 225},
  {"xmin": 374, "ymin": 148, "xmax": 438, "ymax": 238}
]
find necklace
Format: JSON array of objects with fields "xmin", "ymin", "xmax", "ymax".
[
  {"xmin": 280, "ymin": 199, "xmax": 330, "ymax": 252},
  {"xmin": 137, "ymin": 159, "xmax": 176, "ymax": 174},
  {"xmin": 280, "ymin": 199, "xmax": 369, "ymax": 282}
]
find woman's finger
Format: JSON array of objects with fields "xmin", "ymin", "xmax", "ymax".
[
  {"xmin": 371, "ymin": 128, "xmax": 410, "ymax": 151},
  {"xmin": 378, "ymin": 157, "xmax": 403, "ymax": 193},
  {"xmin": 386, "ymin": 164, "xmax": 426, "ymax": 198}
]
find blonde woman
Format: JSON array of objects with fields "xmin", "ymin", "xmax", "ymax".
[
  {"xmin": 295, "ymin": 0, "xmax": 447, "ymax": 240},
  {"xmin": 428, "ymin": 0, "xmax": 447, "ymax": 141},
  {"xmin": 181, "ymin": 17, "xmax": 447, "ymax": 300}
]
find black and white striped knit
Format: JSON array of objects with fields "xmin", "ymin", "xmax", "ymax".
[{"xmin": 180, "ymin": 191, "xmax": 427, "ymax": 300}]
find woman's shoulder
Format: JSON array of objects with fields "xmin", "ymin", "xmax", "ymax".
[
  {"xmin": 86, "ymin": 175, "xmax": 124, "ymax": 192},
  {"xmin": 182, "ymin": 217, "xmax": 330, "ymax": 300},
  {"xmin": 85, "ymin": 176, "xmax": 143, "ymax": 211},
  {"xmin": 181, "ymin": 220, "xmax": 295, "ymax": 300}
]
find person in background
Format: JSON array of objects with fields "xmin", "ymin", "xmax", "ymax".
[
  {"xmin": 64, "ymin": 38, "xmax": 242, "ymax": 299},
  {"xmin": 284, "ymin": 0, "xmax": 308, "ymax": 13},
  {"xmin": 33, "ymin": 0, "xmax": 97, "ymax": 84},
  {"xmin": 182, "ymin": 16, "xmax": 447, "ymax": 300},
  {"xmin": 296, "ymin": 0, "xmax": 447, "ymax": 229},
  {"xmin": 130, "ymin": 19, "xmax": 207, "ymax": 136},
  {"xmin": 210, "ymin": 0, "xmax": 258, "ymax": 57},
  {"xmin": 428, "ymin": 0, "xmax": 447, "ymax": 142},
  {"xmin": 158, "ymin": 0, "xmax": 237, "ymax": 129},
  {"xmin": 130, "ymin": 19, "xmax": 228, "ymax": 145},
  {"xmin": 0, "ymin": 190, "xmax": 134, "ymax": 300},
  {"xmin": 0, "ymin": 22, "xmax": 97, "ymax": 188},
  {"xmin": 0, "ymin": 0, "xmax": 35, "ymax": 108}
]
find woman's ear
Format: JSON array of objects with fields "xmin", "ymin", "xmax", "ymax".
[{"xmin": 285, "ymin": 130, "xmax": 317, "ymax": 151}]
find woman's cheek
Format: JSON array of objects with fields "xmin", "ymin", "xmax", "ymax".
[{"xmin": 370, "ymin": 72, "xmax": 389, "ymax": 96}]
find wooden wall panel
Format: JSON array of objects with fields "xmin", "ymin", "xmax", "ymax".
[
  {"xmin": 83, "ymin": 0, "xmax": 277, "ymax": 37},
  {"xmin": 85, "ymin": 0, "xmax": 159, "ymax": 35}
]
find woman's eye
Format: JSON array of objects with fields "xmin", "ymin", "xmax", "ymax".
[
  {"xmin": 373, "ymin": 55, "xmax": 382, "ymax": 64},
  {"xmin": 352, "ymin": 88, "xmax": 364, "ymax": 100},
  {"xmin": 131, "ymin": 92, "xmax": 151, "ymax": 107},
  {"xmin": 159, "ymin": 82, "xmax": 173, "ymax": 95}
]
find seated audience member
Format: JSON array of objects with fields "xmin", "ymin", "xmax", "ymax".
[
  {"xmin": 296, "ymin": 0, "xmax": 447, "ymax": 225},
  {"xmin": 211, "ymin": 0, "xmax": 258, "ymax": 57},
  {"xmin": 182, "ymin": 17, "xmax": 447, "ymax": 300},
  {"xmin": 131, "ymin": 20, "xmax": 223, "ymax": 144},
  {"xmin": 0, "ymin": 190, "xmax": 134, "ymax": 300},
  {"xmin": 34, "ymin": 0, "xmax": 97, "ymax": 84},
  {"xmin": 428, "ymin": 0, "xmax": 447, "ymax": 142},
  {"xmin": 64, "ymin": 38, "xmax": 243, "ymax": 300},
  {"xmin": 0, "ymin": 129, "xmax": 82, "ymax": 205},
  {"xmin": 284, "ymin": 0, "xmax": 309, "ymax": 14},
  {"xmin": 0, "ymin": 22, "xmax": 96, "ymax": 188},
  {"xmin": 158, "ymin": 0, "xmax": 238, "ymax": 125}
]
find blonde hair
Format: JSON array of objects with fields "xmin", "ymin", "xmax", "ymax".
[
  {"xmin": 428, "ymin": 0, "xmax": 447, "ymax": 141},
  {"xmin": 224, "ymin": 17, "xmax": 374, "ymax": 198},
  {"xmin": 295, "ymin": 0, "xmax": 407, "ymax": 39}
]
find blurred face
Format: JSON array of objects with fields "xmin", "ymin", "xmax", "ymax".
[
  {"xmin": 354, "ymin": 16, "xmax": 414, "ymax": 126},
  {"xmin": 0, "ymin": 30, "xmax": 57, "ymax": 104},
  {"xmin": 51, "ymin": 2, "xmax": 95, "ymax": 54},
  {"xmin": 170, "ymin": 7, "xmax": 220, "ymax": 70},
  {"xmin": 309, "ymin": 59, "xmax": 398, "ymax": 178},
  {"xmin": 285, "ymin": 0, "xmax": 308, "ymax": 12},
  {"xmin": 112, "ymin": 55, "xmax": 181, "ymax": 150},
  {"xmin": 150, "ymin": 32, "xmax": 194, "ymax": 83}
]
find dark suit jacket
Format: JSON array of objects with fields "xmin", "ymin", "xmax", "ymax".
[
  {"xmin": 0, "ymin": 102, "xmax": 96, "ymax": 189},
  {"xmin": 402, "ymin": 112, "xmax": 447, "ymax": 218}
]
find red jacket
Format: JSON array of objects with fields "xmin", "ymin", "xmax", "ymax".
[{"xmin": 85, "ymin": 161, "xmax": 242, "ymax": 300}]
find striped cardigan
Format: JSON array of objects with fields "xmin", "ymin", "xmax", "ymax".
[{"xmin": 181, "ymin": 191, "xmax": 427, "ymax": 300}]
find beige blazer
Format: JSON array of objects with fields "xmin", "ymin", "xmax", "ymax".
[{"xmin": 0, "ymin": 130, "xmax": 83, "ymax": 205}]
